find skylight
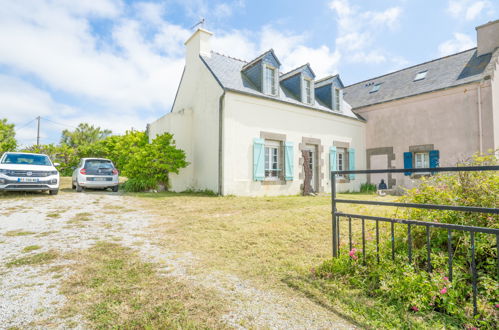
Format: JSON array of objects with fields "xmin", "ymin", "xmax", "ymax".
[
  {"xmin": 414, "ymin": 70, "xmax": 428, "ymax": 81},
  {"xmin": 370, "ymin": 83, "xmax": 381, "ymax": 93}
]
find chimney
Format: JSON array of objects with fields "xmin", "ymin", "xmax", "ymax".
[
  {"xmin": 184, "ymin": 28, "xmax": 213, "ymax": 64},
  {"xmin": 476, "ymin": 19, "xmax": 499, "ymax": 56}
]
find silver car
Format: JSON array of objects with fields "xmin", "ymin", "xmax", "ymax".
[{"xmin": 72, "ymin": 158, "xmax": 119, "ymax": 192}]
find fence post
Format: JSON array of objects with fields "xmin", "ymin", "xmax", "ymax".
[{"xmin": 331, "ymin": 171, "xmax": 337, "ymax": 258}]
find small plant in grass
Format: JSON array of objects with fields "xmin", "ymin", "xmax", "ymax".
[
  {"xmin": 5, "ymin": 230, "xmax": 36, "ymax": 237},
  {"xmin": 6, "ymin": 251, "xmax": 58, "ymax": 267},
  {"xmin": 360, "ymin": 183, "xmax": 377, "ymax": 194},
  {"xmin": 22, "ymin": 245, "xmax": 42, "ymax": 253}
]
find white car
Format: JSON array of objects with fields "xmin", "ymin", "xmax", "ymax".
[
  {"xmin": 0, "ymin": 152, "xmax": 60, "ymax": 195},
  {"xmin": 72, "ymin": 158, "xmax": 119, "ymax": 192}
]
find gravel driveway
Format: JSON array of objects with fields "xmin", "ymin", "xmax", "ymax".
[{"xmin": 0, "ymin": 189, "xmax": 353, "ymax": 329}]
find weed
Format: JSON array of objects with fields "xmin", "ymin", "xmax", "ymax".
[
  {"xmin": 22, "ymin": 245, "xmax": 42, "ymax": 253},
  {"xmin": 6, "ymin": 251, "xmax": 59, "ymax": 267},
  {"xmin": 5, "ymin": 230, "xmax": 36, "ymax": 237}
]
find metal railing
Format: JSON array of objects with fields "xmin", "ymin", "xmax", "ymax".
[{"xmin": 330, "ymin": 165, "xmax": 499, "ymax": 315}]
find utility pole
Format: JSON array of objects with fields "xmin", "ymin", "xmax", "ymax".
[{"xmin": 36, "ymin": 116, "xmax": 41, "ymax": 146}]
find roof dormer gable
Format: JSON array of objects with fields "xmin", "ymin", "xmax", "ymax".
[
  {"xmin": 241, "ymin": 49, "xmax": 281, "ymax": 95},
  {"xmin": 280, "ymin": 64, "xmax": 316, "ymax": 104},
  {"xmin": 314, "ymin": 75, "xmax": 344, "ymax": 111}
]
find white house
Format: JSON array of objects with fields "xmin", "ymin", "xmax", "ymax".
[{"xmin": 148, "ymin": 28, "xmax": 366, "ymax": 196}]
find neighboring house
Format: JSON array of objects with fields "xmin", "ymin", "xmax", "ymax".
[
  {"xmin": 148, "ymin": 29, "xmax": 366, "ymax": 196},
  {"xmin": 344, "ymin": 19, "xmax": 499, "ymax": 188}
]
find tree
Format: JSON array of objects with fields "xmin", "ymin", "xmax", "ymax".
[
  {"xmin": 61, "ymin": 123, "xmax": 112, "ymax": 148},
  {"xmin": 0, "ymin": 118, "xmax": 17, "ymax": 155}
]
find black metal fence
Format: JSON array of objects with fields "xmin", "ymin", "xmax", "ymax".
[{"xmin": 330, "ymin": 166, "xmax": 499, "ymax": 315}]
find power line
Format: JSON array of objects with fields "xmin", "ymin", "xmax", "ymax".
[
  {"xmin": 41, "ymin": 117, "xmax": 78, "ymax": 129},
  {"xmin": 14, "ymin": 118, "xmax": 37, "ymax": 132}
]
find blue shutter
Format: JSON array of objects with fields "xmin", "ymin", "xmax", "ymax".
[
  {"xmin": 429, "ymin": 150, "xmax": 439, "ymax": 175},
  {"xmin": 253, "ymin": 138, "xmax": 265, "ymax": 181},
  {"xmin": 429, "ymin": 150, "xmax": 439, "ymax": 168},
  {"xmin": 403, "ymin": 152, "xmax": 413, "ymax": 176},
  {"xmin": 330, "ymin": 146, "xmax": 337, "ymax": 176},
  {"xmin": 348, "ymin": 148, "xmax": 356, "ymax": 180},
  {"xmin": 284, "ymin": 141, "xmax": 294, "ymax": 181}
]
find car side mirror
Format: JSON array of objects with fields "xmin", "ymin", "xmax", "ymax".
[{"xmin": 54, "ymin": 163, "xmax": 60, "ymax": 167}]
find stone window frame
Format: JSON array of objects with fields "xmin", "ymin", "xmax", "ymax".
[
  {"xmin": 366, "ymin": 147, "xmax": 396, "ymax": 188},
  {"xmin": 299, "ymin": 137, "xmax": 324, "ymax": 193},
  {"xmin": 333, "ymin": 141, "xmax": 351, "ymax": 183},
  {"xmin": 260, "ymin": 131, "xmax": 287, "ymax": 185},
  {"xmin": 409, "ymin": 144, "xmax": 434, "ymax": 179}
]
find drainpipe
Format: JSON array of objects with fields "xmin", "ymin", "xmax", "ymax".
[
  {"xmin": 218, "ymin": 91, "xmax": 226, "ymax": 196},
  {"xmin": 477, "ymin": 83, "xmax": 483, "ymax": 154}
]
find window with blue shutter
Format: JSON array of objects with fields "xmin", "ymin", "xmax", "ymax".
[
  {"xmin": 329, "ymin": 146, "xmax": 337, "ymax": 179},
  {"xmin": 348, "ymin": 148, "xmax": 356, "ymax": 180},
  {"xmin": 403, "ymin": 152, "xmax": 413, "ymax": 176},
  {"xmin": 253, "ymin": 138, "xmax": 265, "ymax": 181},
  {"xmin": 284, "ymin": 141, "xmax": 294, "ymax": 181}
]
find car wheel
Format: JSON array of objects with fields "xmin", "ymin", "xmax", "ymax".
[
  {"xmin": 76, "ymin": 181, "xmax": 83, "ymax": 192},
  {"xmin": 112, "ymin": 185, "xmax": 119, "ymax": 192},
  {"xmin": 49, "ymin": 189, "xmax": 59, "ymax": 195},
  {"xmin": 72, "ymin": 182, "xmax": 76, "ymax": 190}
]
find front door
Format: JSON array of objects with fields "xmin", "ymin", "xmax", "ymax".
[{"xmin": 305, "ymin": 145, "xmax": 318, "ymax": 192}]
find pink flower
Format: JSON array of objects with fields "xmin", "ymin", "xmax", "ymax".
[
  {"xmin": 440, "ymin": 287, "xmax": 447, "ymax": 294},
  {"xmin": 411, "ymin": 306, "xmax": 419, "ymax": 312},
  {"xmin": 443, "ymin": 276, "xmax": 449, "ymax": 282},
  {"xmin": 349, "ymin": 248, "xmax": 359, "ymax": 260},
  {"xmin": 495, "ymin": 304, "xmax": 499, "ymax": 309}
]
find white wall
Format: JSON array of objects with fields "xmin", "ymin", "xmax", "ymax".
[
  {"xmin": 149, "ymin": 30, "xmax": 224, "ymax": 193},
  {"xmin": 222, "ymin": 92, "xmax": 366, "ymax": 196}
]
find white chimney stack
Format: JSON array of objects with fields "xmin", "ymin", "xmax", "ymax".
[
  {"xmin": 476, "ymin": 19, "xmax": 499, "ymax": 57},
  {"xmin": 184, "ymin": 28, "xmax": 213, "ymax": 65}
]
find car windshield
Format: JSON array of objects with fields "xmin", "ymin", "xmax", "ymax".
[
  {"xmin": 84, "ymin": 159, "xmax": 113, "ymax": 169},
  {"xmin": 1, "ymin": 153, "xmax": 52, "ymax": 166}
]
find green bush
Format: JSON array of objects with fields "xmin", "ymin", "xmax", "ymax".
[
  {"xmin": 316, "ymin": 152, "xmax": 498, "ymax": 328},
  {"xmin": 122, "ymin": 178, "xmax": 158, "ymax": 192},
  {"xmin": 360, "ymin": 182, "xmax": 377, "ymax": 193},
  {"xmin": 122, "ymin": 132, "xmax": 188, "ymax": 191}
]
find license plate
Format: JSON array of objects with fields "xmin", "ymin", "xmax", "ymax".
[
  {"xmin": 93, "ymin": 177, "xmax": 106, "ymax": 181},
  {"xmin": 18, "ymin": 178, "xmax": 39, "ymax": 183}
]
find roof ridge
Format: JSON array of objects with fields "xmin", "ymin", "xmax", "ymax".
[
  {"xmin": 345, "ymin": 47, "xmax": 478, "ymax": 88},
  {"xmin": 315, "ymin": 74, "xmax": 339, "ymax": 84},
  {"xmin": 241, "ymin": 49, "xmax": 278, "ymax": 71},
  {"xmin": 211, "ymin": 51, "xmax": 248, "ymax": 63},
  {"xmin": 281, "ymin": 63, "xmax": 310, "ymax": 77}
]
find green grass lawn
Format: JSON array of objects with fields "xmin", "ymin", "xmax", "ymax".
[{"xmin": 133, "ymin": 192, "xmax": 431, "ymax": 328}]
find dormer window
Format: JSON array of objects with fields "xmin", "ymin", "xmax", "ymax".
[
  {"xmin": 414, "ymin": 70, "xmax": 427, "ymax": 81},
  {"xmin": 334, "ymin": 88, "xmax": 341, "ymax": 111},
  {"xmin": 304, "ymin": 78, "xmax": 313, "ymax": 104},
  {"xmin": 264, "ymin": 65, "xmax": 278, "ymax": 96}
]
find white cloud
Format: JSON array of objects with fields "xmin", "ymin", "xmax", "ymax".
[
  {"xmin": 438, "ymin": 32, "xmax": 475, "ymax": 56},
  {"xmin": 0, "ymin": 0, "xmax": 187, "ymax": 112},
  {"xmin": 328, "ymin": 0, "xmax": 405, "ymax": 66},
  {"xmin": 447, "ymin": 0, "xmax": 495, "ymax": 21}
]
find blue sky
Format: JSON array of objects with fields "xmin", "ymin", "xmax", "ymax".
[{"xmin": 0, "ymin": 0, "xmax": 497, "ymax": 146}]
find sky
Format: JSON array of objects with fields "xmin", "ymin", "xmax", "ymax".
[{"xmin": 0, "ymin": 0, "xmax": 497, "ymax": 147}]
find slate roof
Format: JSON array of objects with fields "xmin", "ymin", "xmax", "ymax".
[
  {"xmin": 343, "ymin": 47, "xmax": 499, "ymax": 109},
  {"xmin": 200, "ymin": 51, "xmax": 360, "ymax": 120}
]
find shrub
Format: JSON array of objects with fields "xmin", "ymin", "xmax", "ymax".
[
  {"xmin": 122, "ymin": 133, "xmax": 188, "ymax": 191},
  {"xmin": 360, "ymin": 183, "xmax": 377, "ymax": 194},
  {"xmin": 316, "ymin": 152, "xmax": 498, "ymax": 328}
]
